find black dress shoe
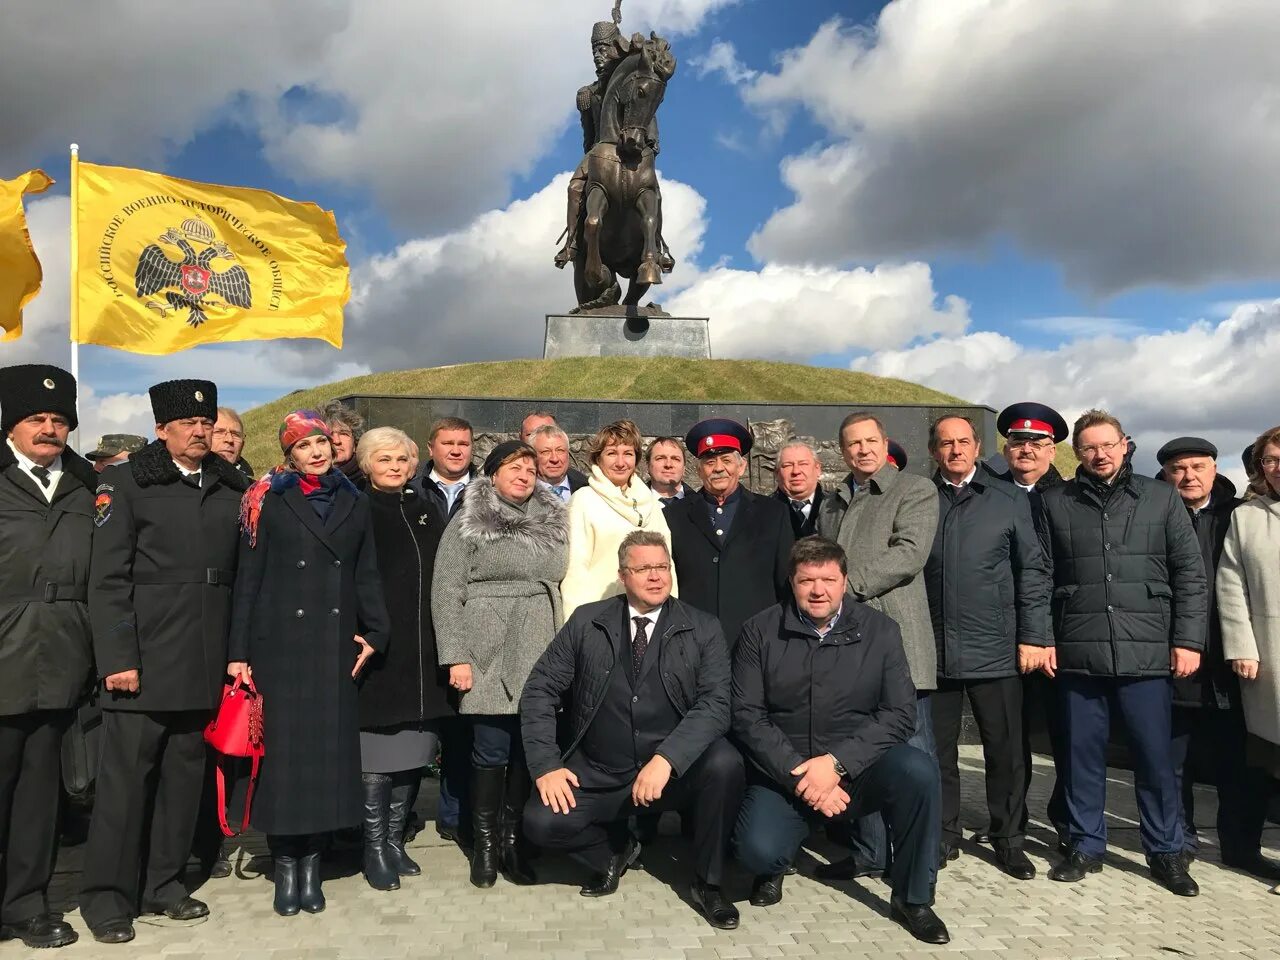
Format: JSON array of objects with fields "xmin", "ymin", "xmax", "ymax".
[
  {"xmin": 749, "ymin": 873, "xmax": 785, "ymax": 907},
  {"xmin": 1222, "ymin": 852, "xmax": 1280, "ymax": 882},
  {"xmin": 994, "ymin": 845, "xmax": 1036, "ymax": 880},
  {"xmin": 90, "ymin": 919, "xmax": 135, "ymax": 944},
  {"xmin": 972, "ymin": 831, "xmax": 991, "ymax": 844},
  {"xmin": 145, "ymin": 896, "xmax": 209, "ymax": 921},
  {"xmin": 814, "ymin": 856, "xmax": 881, "ymax": 880},
  {"xmin": 889, "ymin": 898, "xmax": 950, "ymax": 945},
  {"xmin": 1149, "ymin": 852, "xmax": 1199, "ymax": 897},
  {"xmin": 690, "ymin": 879, "xmax": 739, "ymax": 929},
  {"xmin": 1, "ymin": 913, "xmax": 78, "ymax": 948},
  {"xmin": 208, "ymin": 854, "xmax": 233, "ymax": 879},
  {"xmin": 937, "ymin": 841, "xmax": 960, "ymax": 870},
  {"xmin": 436, "ymin": 821, "xmax": 460, "ymax": 843},
  {"xmin": 580, "ymin": 838, "xmax": 639, "ymax": 897},
  {"xmin": 1049, "ymin": 849, "xmax": 1103, "ymax": 882}
]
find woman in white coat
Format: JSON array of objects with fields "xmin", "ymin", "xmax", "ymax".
[
  {"xmin": 1217, "ymin": 424, "xmax": 1280, "ymax": 892},
  {"xmin": 560, "ymin": 419, "xmax": 677, "ymax": 617}
]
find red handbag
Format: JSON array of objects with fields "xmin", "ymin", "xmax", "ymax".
[{"xmin": 203, "ymin": 677, "xmax": 265, "ymax": 838}]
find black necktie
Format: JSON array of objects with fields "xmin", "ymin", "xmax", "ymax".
[
  {"xmin": 30, "ymin": 465, "xmax": 50, "ymax": 488},
  {"xmin": 632, "ymin": 616, "xmax": 651, "ymax": 676},
  {"xmin": 791, "ymin": 500, "xmax": 807, "ymax": 517}
]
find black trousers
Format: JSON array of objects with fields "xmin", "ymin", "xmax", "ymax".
[
  {"xmin": 0, "ymin": 710, "xmax": 71, "ymax": 923},
  {"xmin": 733, "ymin": 743, "xmax": 940, "ymax": 905},
  {"xmin": 1172, "ymin": 703, "xmax": 1271, "ymax": 859},
  {"xmin": 79, "ymin": 710, "xmax": 207, "ymax": 927},
  {"xmin": 523, "ymin": 739, "xmax": 745, "ymax": 886},
  {"xmin": 933, "ymin": 675, "xmax": 1026, "ymax": 846}
]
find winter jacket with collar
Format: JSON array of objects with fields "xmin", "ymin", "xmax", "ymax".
[
  {"xmin": 1217, "ymin": 494, "xmax": 1280, "ymax": 746},
  {"xmin": 925, "ymin": 468, "xmax": 1051, "ymax": 680},
  {"xmin": 733, "ymin": 600, "xmax": 915, "ymax": 788},
  {"xmin": 0, "ymin": 442, "xmax": 97, "ymax": 714},
  {"xmin": 432, "ymin": 477, "xmax": 569, "ymax": 715},
  {"xmin": 817, "ymin": 465, "xmax": 939, "ymax": 690},
  {"xmin": 520, "ymin": 595, "xmax": 729, "ymax": 779},
  {"xmin": 772, "ymin": 484, "xmax": 826, "ymax": 539},
  {"xmin": 1041, "ymin": 465, "xmax": 1208, "ymax": 677},
  {"xmin": 90, "ymin": 440, "xmax": 250, "ymax": 711},
  {"xmin": 413, "ymin": 460, "xmax": 476, "ymax": 527},
  {"xmin": 666, "ymin": 486, "xmax": 794, "ymax": 649},
  {"xmin": 560, "ymin": 465, "xmax": 677, "ymax": 618}
]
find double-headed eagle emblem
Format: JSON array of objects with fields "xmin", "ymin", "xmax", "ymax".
[{"xmin": 135, "ymin": 217, "xmax": 251, "ymax": 327}]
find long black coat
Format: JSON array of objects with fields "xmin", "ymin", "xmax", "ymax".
[
  {"xmin": 520, "ymin": 596, "xmax": 730, "ymax": 779},
  {"xmin": 0, "ymin": 443, "xmax": 96, "ymax": 715},
  {"xmin": 89, "ymin": 441, "xmax": 248, "ymax": 712},
  {"xmin": 358, "ymin": 488, "xmax": 454, "ymax": 728},
  {"xmin": 732, "ymin": 601, "xmax": 915, "ymax": 786},
  {"xmin": 1165, "ymin": 474, "xmax": 1240, "ymax": 708},
  {"xmin": 666, "ymin": 487, "xmax": 795, "ymax": 648},
  {"xmin": 1041, "ymin": 466, "xmax": 1208, "ymax": 677},
  {"xmin": 925, "ymin": 470, "xmax": 1051, "ymax": 679},
  {"xmin": 228, "ymin": 472, "xmax": 391, "ymax": 835}
]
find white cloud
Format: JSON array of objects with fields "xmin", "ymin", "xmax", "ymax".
[
  {"xmin": 0, "ymin": 1, "xmax": 737, "ymax": 234},
  {"xmin": 854, "ymin": 300, "xmax": 1280, "ymax": 488},
  {"xmin": 744, "ymin": 1, "xmax": 1280, "ymax": 294},
  {"xmin": 691, "ymin": 39, "xmax": 758, "ymax": 85}
]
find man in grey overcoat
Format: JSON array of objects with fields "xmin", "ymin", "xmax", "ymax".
[{"xmin": 817, "ymin": 411, "xmax": 939, "ymax": 876}]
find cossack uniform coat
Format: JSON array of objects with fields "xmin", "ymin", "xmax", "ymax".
[
  {"xmin": 88, "ymin": 441, "xmax": 249, "ymax": 712},
  {"xmin": 228, "ymin": 470, "xmax": 391, "ymax": 835}
]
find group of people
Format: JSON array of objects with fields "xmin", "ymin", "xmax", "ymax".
[{"xmin": 1, "ymin": 361, "xmax": 1278, "ymax": 951}]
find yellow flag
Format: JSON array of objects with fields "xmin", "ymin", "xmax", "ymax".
[
  {"xmin": 74, "ymin": 161, "xmax": 348, "ymax": 354},
  {"xmin": 0, "ymin": 169, "xmax": 53, "ymax": 342}
]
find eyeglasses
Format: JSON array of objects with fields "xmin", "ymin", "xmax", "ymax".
[
  {"xmin": 624, "ymin": 563, "xmax": 671, "ymax": 575},
  {"xmin": 1260, "ymin": 457, "xmax": 1280, "ymax": 470},
  {"xmin": 1077, "ymin": 440, "xmax": 1125, "ymax": 457},
  {"xmin": 212, "ymin": 428, "xmax": 244, "ymax": 440},
  {"xmin": 1006, "ymin": 438, "xmax": 1052, "ymax": 451}
]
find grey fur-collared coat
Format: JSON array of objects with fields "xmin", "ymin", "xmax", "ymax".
[
  {"xmin": 818, "ymin": 465, "xmax": 940, "ymax": 691},
  {"xmin": 432, "ymin": 478, "xmax": 569, "ymax": 716}
]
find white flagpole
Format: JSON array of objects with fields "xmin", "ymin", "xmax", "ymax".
[{"xmin": 69, "ymin": 143, "xmax": 80, "ymax": 448}]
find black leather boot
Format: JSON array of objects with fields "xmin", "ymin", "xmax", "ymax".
[
  {"xmin": 362, "ymin": 773, "xmax": 401, "ymax": 890},
  {"xmin": 470, "ymin": 765, "xmax": 506, "ymax": 888},
  {"xmin": 270, "ymin": 836, "xmax": 301, "ymax": 917},
  {"xmin": 387, "ymin": 771, "xmax": 423, "ymax": 877},
  {"xmin": 499, "ymin": 762, "xmax": 536, "ymax": 885},
  {"xmin": 298, "ymin": 837, "xmax": 326, "ymax": 914}
]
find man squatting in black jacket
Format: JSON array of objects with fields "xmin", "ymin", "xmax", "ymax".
[{"xmin": 520, "ymin": 529, "xmax": 745, "ymax": 930}]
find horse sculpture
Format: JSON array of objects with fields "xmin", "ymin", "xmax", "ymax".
[{"xmin": 570, "ymin": 34, "xmax": 676, "ymax": 313}]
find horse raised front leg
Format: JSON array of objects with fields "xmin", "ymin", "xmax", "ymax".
[
  {"xmin": 635, "ymin": 188, "xmax": 662, "ymax": 286},
  {"xmin": 583, "ymin": 186, "xmax": 612, "ymax": 295}
]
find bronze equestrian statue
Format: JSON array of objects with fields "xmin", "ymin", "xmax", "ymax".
[{"xmin": 556, "ymin": 3, "xmax": 677, "ymax": 314}]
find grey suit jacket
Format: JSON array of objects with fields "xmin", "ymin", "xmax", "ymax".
[{"xmin": 818, "ymin": 465, "xmax": 939, "ymax": 690}]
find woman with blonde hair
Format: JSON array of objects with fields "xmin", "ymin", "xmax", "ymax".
[
  {"xmin": 1217, "ymin": 424, "xmax": 1280, "ymax": 892},
  {"xmin": 561, "ymin": 419, "xmax": 677, "ymax": 617}
]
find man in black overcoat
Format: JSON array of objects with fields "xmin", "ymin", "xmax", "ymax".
[
  {"xmin": 666, "ymin": 419, "xmax": 794, "ymax": 648},
  {"xmin": 79, "ymin": 380, "xmax": 249, "ymax": 944},
  {"xmin": 0, "ymin": 365, "xmax": 95, "ymax": 950},
  {"xmin": 771, "ymin": 441, "xmax": 825, "ymax": 539},
  {"xmin": 521, "ymin": 530, "xmax": 744, "ymax": 929},
  {"xmin": 1157, "ymin": 436, "xmax": 1280, "ymax": 881}
]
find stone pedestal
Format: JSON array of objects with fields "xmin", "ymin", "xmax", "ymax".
[{"xmin": 544, "ymin": 314, "xmax": 711, "ymax": 359}]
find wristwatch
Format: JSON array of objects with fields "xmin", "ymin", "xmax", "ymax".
[{"xmin": 829, "ymin": 754, "xmax": 847, "ymax": 777}]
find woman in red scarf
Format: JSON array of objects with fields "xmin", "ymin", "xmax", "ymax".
[{"xmin": 227, "ymin": 410, "xmax": 390, "ymax": 916}]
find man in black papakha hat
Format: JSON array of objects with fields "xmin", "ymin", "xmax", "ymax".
[
  {"xmin": 0, "ymin": 364, "xmax": 96, "ymax": 950},
  {"xmin": 79, "ymin": 379, "xmax": 252, "ymax": 944}
]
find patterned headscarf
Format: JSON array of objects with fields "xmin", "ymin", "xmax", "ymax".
[
  {"xmin": 240, "ymin": 409, "xmax": 333, "ymax": 546},
  {"xmin": 278, "ymin": 408, "xmax": 331, "ymax": 452}
]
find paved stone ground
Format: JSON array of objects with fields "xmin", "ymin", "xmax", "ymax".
[{"xmin": 31, "ymin": 748, "xmax": 1280, "ymax": 960}]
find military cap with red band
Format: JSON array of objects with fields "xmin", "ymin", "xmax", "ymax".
[
  {"xmin": 684, "ymin": 417, "xmax": 753, "ymax": 458},
  {"xmin": 996, "ymin": 401, "xmax": 1068, "ymax": 444}
]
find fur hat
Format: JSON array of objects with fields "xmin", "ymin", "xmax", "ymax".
[
  {"xmin": 0, "ymin": 364, "xmax": 78, "ymax": 432},
  {"xmin": 149, "ymin": 379, "xmax": 217, "ymax": 424}
]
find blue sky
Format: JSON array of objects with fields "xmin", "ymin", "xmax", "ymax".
[{"xmin": 4, "ymin": 0, "xmax": 1279, "ymax": 480}]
